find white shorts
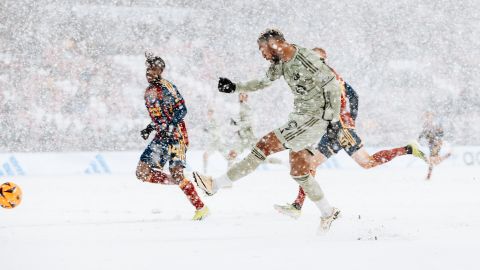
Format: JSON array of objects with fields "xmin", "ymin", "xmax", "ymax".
[{"xmin": 274, "ymin": 115, "xmax": 329, "ymax": 152}]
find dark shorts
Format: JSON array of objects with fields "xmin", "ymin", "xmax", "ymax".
[
  {"xmin": 317, "ymin": 128, "xmax": 364, "ymax": 158},
  {"xmin": 140, "ymin": 136, "xmax": 187, "ymax": 169}
]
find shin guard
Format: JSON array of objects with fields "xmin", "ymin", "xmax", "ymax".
[
  {"xmin": 292, "ymin": 174, "xmax": 324, "ymax": 202},
  {"xmin": 226, "ymin": 146, "xmax": 266, "ymax": 181}
]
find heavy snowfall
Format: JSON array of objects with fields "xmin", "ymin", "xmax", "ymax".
[{"xmin": 1, "ymin": 1, "xmax": 479, "ymax": 269}]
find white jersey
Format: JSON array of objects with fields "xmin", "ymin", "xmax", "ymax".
[{"xmin": 236, "ymin": 45, "xmax": 342, "ymax": 122}]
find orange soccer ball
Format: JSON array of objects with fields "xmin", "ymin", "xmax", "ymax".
[{"xmin": 0, "ymin": 182, "xmax": 22, "ymax": 209}]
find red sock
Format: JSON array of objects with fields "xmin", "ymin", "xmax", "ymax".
[
  {"xmin": 179, "ymin": 179, "xmax": 205, "ymax": 210},
  {"xmin": 293, "ymin": 186, "xmax": 306, "ymax": 209},
  {"xmin": 148, "ymin": 170, "xmax": 177, "ymax": 185},
  {"xmin": 371, "ymin": 147, "xmax": 407, "ymax": 167}
]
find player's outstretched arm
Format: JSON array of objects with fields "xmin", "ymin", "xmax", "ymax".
[
  {"xmin": 218, "ymin": 76, "xmax": 274, "ymax": 93},
  {"xmin": 219, "ymin": 63, "xmax": 282, "ymax": 93}
]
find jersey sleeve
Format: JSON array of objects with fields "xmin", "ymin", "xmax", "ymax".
[
  {"xmin": 323, "ymin": 81, "xmax": 342, "ymax": 122},
  {"xmin": 344, "ymin": 82, "xmax": 359, "ymax": 121},
  {"xmin": 236, "ymin": 64, "xmax": 282, "ymax": 92},
  {"xmin": 170, "ymin": 86, "xmax": 187, "ymax": 127},
  {"xmin": 305, "ymin": 50, "xmax": 342, "ymax": 122}
]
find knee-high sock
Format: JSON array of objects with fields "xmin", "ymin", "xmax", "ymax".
[
  {"xmin": 293, "ymin": 169, "xmax": 316, "ymax": 209},
  {"xmin": 292, "ymin": 174, "xmax": 332, "ymax": 216},
  {"xmin": 179, "ymin": 179, "xmax": 205, "ymax": 210},
  {"xmin": 370, "ymin": 146, "xmax": 407, "ymax": 167},
  {"xmin": 292, "ymin": 174, "xmax": 324, "ymax": 202},
  {"xmin": 226, "ymin": 146, "xmax": 266, "ymax": 181}
]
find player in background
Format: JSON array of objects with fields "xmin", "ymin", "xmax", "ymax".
[
  {"xmin": 137, "ymin": 52, "xmax": 209, "ymax": 220},
  {"xmin": 228, "ymin": 93, "xmax": 282, "ymax": 165},
  {"xmin": 274, "ymin": 47, "xmax": 428, "ymax": 219},
  {"xmin": 202, "ymin": 106, "xmax": 232, "ymax": 173},
  {"xmin": 193, "ymin": 29, "xmax": 343, "ymax": 232},
  {"xmin": 418, "ymin": 111, "xmax": 451, "ymax": 180}
]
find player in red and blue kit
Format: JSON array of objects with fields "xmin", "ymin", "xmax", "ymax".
[
  {"xmin": 136, "ymin": 53, "xmax": 209, "ymax": 220},
  {"xmin": 274, "ymin": 47, "xmax": 428, "ymax": 218}
]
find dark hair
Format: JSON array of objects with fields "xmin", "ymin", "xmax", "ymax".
[
  {"xmin": 145, "ymin": 51, "xmax": 165, "ymax": 69},
  {"xmin": 257, "ymin": 28, "xmax": 285, "ymax": 43}
]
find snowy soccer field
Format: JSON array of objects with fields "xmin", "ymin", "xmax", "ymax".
[
  {"xmin": 2, "ymin": 0, "xmax": 480, "ymax": 269},
  {"xmin": 1, "ymin": 160, "xmax": 479, "ymax": 270}
]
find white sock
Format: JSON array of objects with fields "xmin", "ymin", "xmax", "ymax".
[
  {"xmin": 213, "ymin": 174, "xmax": 232, "ymax": 191},
  {"xmin": 314, "ymin": 197, "xmax": 333, "ymax": 217}
]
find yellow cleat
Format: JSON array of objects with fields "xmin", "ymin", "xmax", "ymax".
[
  {"xmin": 407, "ymin": 142, "xmax": 428, "ymax": 163},
  {"xmin": 192, "ymin": 206, "xmax": 210, "ymax": 221}
]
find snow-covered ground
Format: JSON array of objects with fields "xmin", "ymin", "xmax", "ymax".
[{"xmin": 1, "ymin": 160, "xmax": 479, "ymax": 270}]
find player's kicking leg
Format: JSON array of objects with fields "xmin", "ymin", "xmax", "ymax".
[{"xmin": 193, "ymin": 131, "xmax": 284, "ymax": 195}]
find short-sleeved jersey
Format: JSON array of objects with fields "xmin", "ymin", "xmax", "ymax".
[
  {"xmin": 144, "ymin": 78, "xmax": 188, "ymax": 143},
  {"xmin": 235, "ymin": 45, "xmax": 342, "ymax": 122}
]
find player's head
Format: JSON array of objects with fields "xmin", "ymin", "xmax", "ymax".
[
  {"xmin": 207, "ymin": 106, "xmax": 214, "ymax": 118},
  {"xmin": 239, "ymin": 93, "xmax": 248, "ymax": 103},
  {"xmin": 312, "ymin": 47, "xmax": 327, "ymax": 60},
  {"xmin": 424, "ymin": 111, "xmax": 434, "ymax": 122},
  {"xmin": 257, "ymin": 28, "xmax": 286, "ymax": 64},
  {"xmin": 145, "ymin": 52, "xmax": 165, "ymax": 84}
]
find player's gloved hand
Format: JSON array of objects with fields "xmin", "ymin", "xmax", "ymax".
[
  {"xmin": 140, "ymin": 123, "xmax": 156, "ymax": 140},
  {"xmin": 218, "ymin": 77, "xmax": 236, "ymax": 93},
  {"xmin": 326, "ymin": 121, "xmax": 341, "ymax": 140}
]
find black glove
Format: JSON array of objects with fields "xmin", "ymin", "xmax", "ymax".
[
  {"xmin": 326, "ymin": 121, "xmax": 341, "ymax": 140},
  {"xmin": 140, "ymin": 123, "xmax": 155, "ymax": 140},
  {"xmin": 218, "ymin": 77, "xmax": 236, "ymax": 93}
]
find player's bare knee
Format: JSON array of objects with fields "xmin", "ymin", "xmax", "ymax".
[
  {"xmin": 290, "ymin": 164, "xmax": 310, "ymax": 177},
  {"xmin": 136, "ymin": 162, "xmax": 151, "ymax": 182},
  {"xmin": 362, "ymin": 159, "xmax": 376, "ymax": 169},
  {"xmin": 169, "ymin": 166, "xmax": 184, "ymax": 182},
  {"xmin": 136, "ymin": 170, "xmax": 150, "ymax": 182},
  {"xmin": 255, "ymin": 132, "xmax": 282, "ymax": 156},
  {"xmin": 289, "ymin": 151, "xmax": 311, "ymax": 176},
  {"xmin": 255, "ymin": 140, "xmax": 270, "ymax": 156},
  {"xmin": 359, "ymin": 162, "xmax": 373, "ymax": 169}
]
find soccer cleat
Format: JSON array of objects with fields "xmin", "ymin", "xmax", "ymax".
[
  {"xmin": 274, "ymin": 203, "xmax": 302, "ymax": 219},
  {"xmin": 407, "ymin": 142, "xmax": 428, "ymax": 162},
  {"xmin": 192, "ymin": 206, "xmax": 210, "ymax": 220},
  {"xmin": 193, "ymin": 171, "xmax": 215, "ymax": 196},
  {"xmin": 318, "ymin": 207, "xmax": 341, "ymax": 233},
  {"xmin": 266, "ymin": 157, "xmax": 283, "ymax": 164}
]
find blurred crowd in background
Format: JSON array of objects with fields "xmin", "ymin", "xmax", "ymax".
[{"xmin": 1, "ymin": 0, "xmax": 479, "ymax": 152}]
